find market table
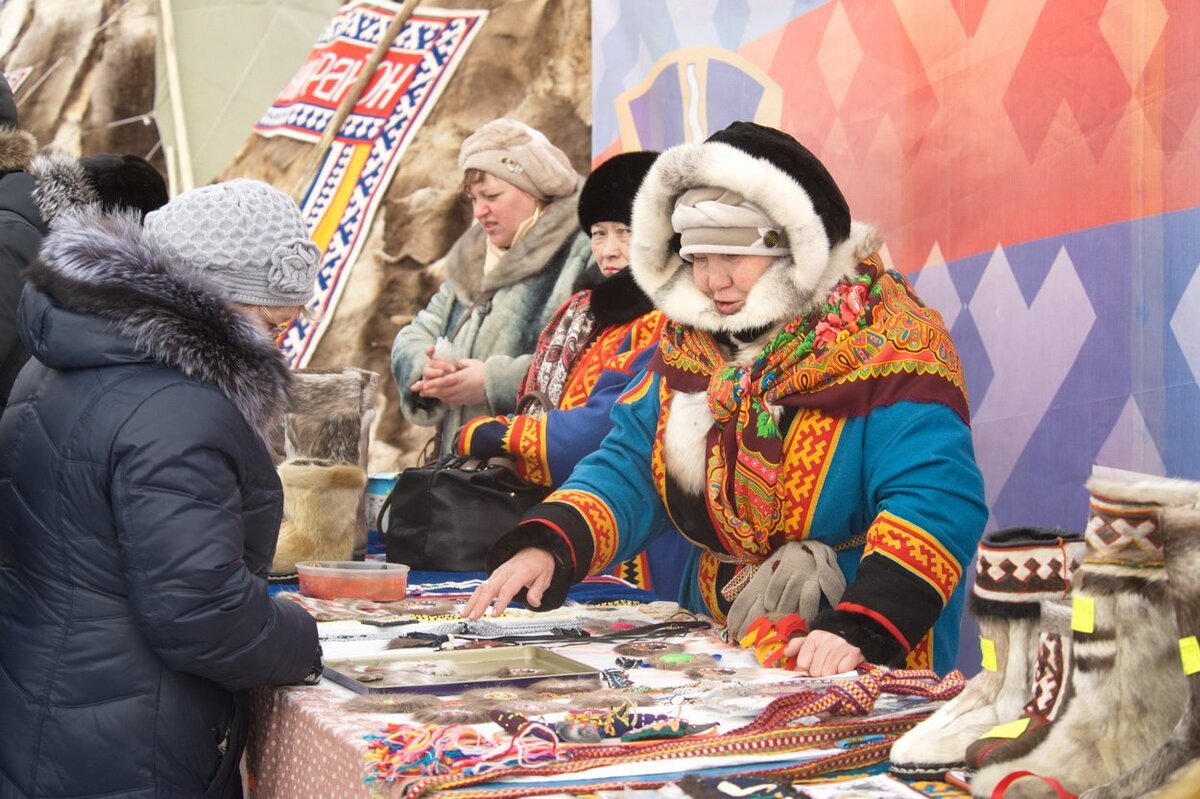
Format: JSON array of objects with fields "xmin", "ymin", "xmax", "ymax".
[{"xmin": 246, "ymin": 576, "xmax": 970, "ymax": 799}]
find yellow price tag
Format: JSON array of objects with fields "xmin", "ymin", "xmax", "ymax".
[
  {"xmin": 1071, "ymin": 596, "xmax": 1095, "ymax": 634},
  {"xmin": 980, "ymin": 637, "xmax": 998, "ymax": 672},
  {"xmin": 981, "ymin": 717, "xmax": 1030, "ymax": 739},
  {"xmin": 1181, "ymin": 636, "xmax": 1200, "ymax": 676}
]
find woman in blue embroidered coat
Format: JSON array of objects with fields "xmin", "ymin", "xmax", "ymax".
[{"xmin": 464, "ymin": 122, "xmax": 987, "ymax": 676}]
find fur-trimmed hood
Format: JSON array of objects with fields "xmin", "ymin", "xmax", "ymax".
[
  {"xmin": 29, "ymin": 150, "xmax": 100, "ymax": 226},
  {"xmin": 434, "ymin": 179, "xmax": 584, "ymax": 305},
  {"xmin": 630, "ymin": 128, "xmax": 881, "ymax": 333},
  {"xmin": 21, "ymin": 206, "xmax": 291, "ymax": 440},
  {"xmin": 0, "ymin": 125, "xmax": 36, "ymax": 172}
]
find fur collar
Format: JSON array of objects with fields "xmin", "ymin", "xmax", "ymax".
[
  {"xmin": 29, "ymin": 150, "xmax": 99, "ymax": 226},
  {"xmin": 24, "ymin": 207, "xmax": 291, "ymax": 442},
  {"xmin": 630, "ymin": 140, "xmax": 881, "ymax": 333},
  {"xmin": 589, "ymin": 267, "xmax": 654, "ymax": 329},
  {"xmin": 0, "ymin": 127, "xmax": 36, "ymax": 172},
  {"xmin": 434, "ymin": 180, "xmax": 584, "ymax": 305}
]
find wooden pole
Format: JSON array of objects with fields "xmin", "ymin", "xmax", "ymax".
[
  {"xmin": 290, "ymin": 0, "xmax": 421, "ymax": 202},
  {"xmin": 158, "ymin": 0, "xmax": 195, "ymax": 194}
]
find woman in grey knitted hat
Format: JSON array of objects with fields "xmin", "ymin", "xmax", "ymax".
[
  {"xmin": 0, "ymin": 178, "xmax": 323, "ymax": 799},
  {"xmin": 391, "ymin": 117, "xmax": 592, "ymax": 456}
]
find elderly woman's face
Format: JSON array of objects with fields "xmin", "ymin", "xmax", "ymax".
[
  {"xmin": 466, "ymin": 172, "xmax": 540, "ymax": 248},
  {"xmin": 589, "ymin": 222, "xmax": 632, "ymax": 277},
  {"xmin": 690, "ymin": 253, "xmax": 775, "ymax": 316}
]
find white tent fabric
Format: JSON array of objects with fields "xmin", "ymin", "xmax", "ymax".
[{"xmin": 154, "ymin": 0, "xmax": 341, "ymax": 192}]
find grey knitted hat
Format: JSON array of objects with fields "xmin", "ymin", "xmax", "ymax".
[{"xmin": 143, "ymin": 179, "xmax": 321, "ymax": 306}]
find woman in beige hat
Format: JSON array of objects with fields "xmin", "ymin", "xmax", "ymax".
[{"xmin": 391, "ymin": 118, "xmax": 591, "ymax": 455}]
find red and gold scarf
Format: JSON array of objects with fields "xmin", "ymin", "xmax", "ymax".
[{"xmin": 649, "ymin": 255, "xmax": 967, "ymax": 557}]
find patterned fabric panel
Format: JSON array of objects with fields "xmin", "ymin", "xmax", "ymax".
[
  {"xmin": 558, "ymin": 322, "xmax": 628, "ymax": 410},
  {"xmin": 778, "ymin": 409, "xmax": 845, "ymax": 541},
  {"xmin": 550, "ymin": 489, "xmax": 620, "ymax": 574},
  {"xmin": 506, "ymin": 415, "xmax": 551, "ymax": 486},
  {"xmin": 865, "ymin": 511, "xmax": 963, "ymax": 603},
  {"xmin": 973, "ymin": 539, "xmax": 1085, "ymax": 604},
  {"xmin": 1084, "ymin": 494, "xmax": 1165, "ymax": 566}
]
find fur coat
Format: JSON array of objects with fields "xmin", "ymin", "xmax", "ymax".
[
  {"xmin": 0, "ymin": 209, "xmax": 319, "ymax": 799},
  {"xmin": 391, "ymin": 183, "xmax": 591, "ymax": 453},
  {"xmin": 0, "ymin": 125, "xmax": 42, "ymax": 405},
  {"xmin": 0, "ymin": 149, "xmax": 116, "ymax": 405}
]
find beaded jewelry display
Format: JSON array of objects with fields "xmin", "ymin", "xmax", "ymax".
[
  {"xmin": 684, "ymin": 665, "xmax": 744, "ymax": 682},
  {"xmin": 459, "ymin": 687, "xmax": 534, "ymax": 704},
  {"xmin": 612, "ymin": 641, "xmax": 684, "ymax": 657},
  {"xmin": 648, "ymin": 652, "xmax": 718, "ymax": 671},
  {"xmin": 385, "ymin": 597, "xmax": 459, "ymax": 616},
  {"xmin": 569, "ymin": 689, "xmax": 656, "ymax": 708},
  {"xmin": 528, "ymin": 678, "xmax": 600, "ymax": 697},
  {"xmin": 411, "ymin": 702, "xmax": 495, "ymax": 725},
  {"xmin": 343, "ymin": 693, "xmax": 443, "ymax": 715}
]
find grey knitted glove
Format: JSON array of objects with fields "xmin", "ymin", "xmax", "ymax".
[{"xmin": 725, "ymin": 540, "xmax": 847, "ymax": 642}]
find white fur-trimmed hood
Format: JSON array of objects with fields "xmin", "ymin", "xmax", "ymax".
[{"xmin": 629, "ymin": 138, "xmax": 881, "ymax": 333}]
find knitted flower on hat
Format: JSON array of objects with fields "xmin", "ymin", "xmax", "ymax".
[{"xmin": 144, "ymin": 178, "xmax": 321, "ymax": 306}]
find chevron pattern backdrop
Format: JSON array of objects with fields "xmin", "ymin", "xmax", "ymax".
[
  {"xmin": 593, "ymin": 0, "xmax": 1200, "ymax": 670},
  {"xmin": 594, "ymin": 0, "xmax": 1200, "ymax": 531}
]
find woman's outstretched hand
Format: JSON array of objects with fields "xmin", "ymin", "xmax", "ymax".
[
  {"xmin": 461, "ymin": 547, "xmax": 557, "ymax": 620},
  {"xmin": 784, "ymin": 629, "xmax": 864, "ymax": 677}
]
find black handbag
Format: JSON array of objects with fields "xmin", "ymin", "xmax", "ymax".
[{"xmin": 378, "ymin": 454, "xmax": 550, "ymax": 571}]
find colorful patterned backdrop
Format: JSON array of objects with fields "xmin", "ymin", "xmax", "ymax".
[
  {"xmin": 594, "ymin": 0, "xmax": 1200, "ymax": 531},
  {"xmin": 593, "ymin": 0, "xmax": 1200, "ymax": 671},
  {"xmin": 256, "ymin": 0, "xmax": 486, "ymax": 367}
]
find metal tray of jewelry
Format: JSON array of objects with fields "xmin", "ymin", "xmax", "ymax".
[{"xmin": 320, "ymin": 645, "xmax": 604, "ymax": 695}]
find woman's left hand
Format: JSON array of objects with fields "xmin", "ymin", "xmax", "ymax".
[
  {"xmin": 416, "ymin": 358, "xmax": 486, "ymax": 406},
  {"xmin": 784, "ymin": 629, "xmax": 864, "ymax": 677}
]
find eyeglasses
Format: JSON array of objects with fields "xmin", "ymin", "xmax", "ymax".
[{"xmin": 258, "ymin": 306, "xmax": 296, "ymax": 336}]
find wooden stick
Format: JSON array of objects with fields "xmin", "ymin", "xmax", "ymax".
[{"xmin": 289, "ymin": 0, "xmax": 421, "ymax": 202}]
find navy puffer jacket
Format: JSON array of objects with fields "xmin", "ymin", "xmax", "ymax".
[{"xmin": 0, "ymin": 209, "xmax": 320, "ymax": 798}]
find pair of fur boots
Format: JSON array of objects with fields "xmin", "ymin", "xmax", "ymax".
[
  {"xmin": 889, "ymin": 526, "xmax": 1085, "ymax": 779},
  {"xmin": 962, "ymin": 467, "xmax": 1200, "ymax": 799}
]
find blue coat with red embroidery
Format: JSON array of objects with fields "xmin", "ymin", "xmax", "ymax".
[{"xmin": 487, "ymin": 264, "xmax": 988, "ymax": 673}]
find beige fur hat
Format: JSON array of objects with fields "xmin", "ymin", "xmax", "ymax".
[{"xmin": 458, "ymin": 118, "xmax": 577, "ymax": 201}]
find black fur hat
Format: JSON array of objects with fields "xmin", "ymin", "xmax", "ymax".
[
  {"xmin": 577, "ymin": 150, "xmax": 659, "ymax": 231},
  {"xmin": 0, "ymin": 73, "xmax": 18, "ymax": 129},
  {"xmin": 704, "ymin": 121, "xmax": 850, "ymax": 247},
  {"xmin": 79, "ymin": 153, "xmax": 169, "ymax": 221}
]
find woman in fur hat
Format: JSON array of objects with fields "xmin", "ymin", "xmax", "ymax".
[
  {"xmin": 391, "ymin": 118, "xmax": 592, "ymax": 456},
  {"xmin": 455, "ymin": 151, "xmax": 691, "ymax": 597},
  {"xmin": 0, "ymin": 179, "xmax": 323, "ymax": 798},
  {"xmin": 464, "ymin": 122, "xmax": 987, "ymax": 676}
]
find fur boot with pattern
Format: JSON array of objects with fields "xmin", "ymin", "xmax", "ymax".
[
  {"xmin": 968, "ymin": 468, "xmax": 1200, "ymax": 799},
  {"xmin": 1080, "ymin": 504, "xmax": 1200, "ymax": 799},
  {"xmin": 275, "ymin": 367, "xmax": 379, "ymax": 562},
  {"xmin": 889, "ymin": 527, "xmax": 1084, "ymax": 780},
  {"xmin": 965, "ymin": 599, "xmax": 1075, "ymax": 771},
  {"xmin": 272, "ymin": 458, "xmax": 368, "ymax": 574}
]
